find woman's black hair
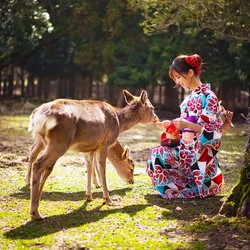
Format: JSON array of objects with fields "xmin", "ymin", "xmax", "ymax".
[{"xmin": 169, "ymin": 54, "xmax": 202, "ymax": 81}]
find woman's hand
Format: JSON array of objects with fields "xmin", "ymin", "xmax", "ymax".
[
  {"xmin": 172, "ymin": 117, "xmax": 187, "ymax": 130},
  {"xmin": 156, "ymin": 118, "xmax": 190, "ymax": 131},
  {"xmin": 155, "ymin": 120, "xmax": 171, "ymax": 130},
  {"xmin": 222, "ymin": 110, "xmax": 234, "ymax": 134}
]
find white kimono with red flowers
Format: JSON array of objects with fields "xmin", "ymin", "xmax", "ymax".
[{"xmin": 146, "ymin": 83, "xmax": 224, "ymax": 198}]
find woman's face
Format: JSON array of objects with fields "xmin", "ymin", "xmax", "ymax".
[{"xmin": 173, "ymin": 71, "xmax": 192, "ymax": 90}]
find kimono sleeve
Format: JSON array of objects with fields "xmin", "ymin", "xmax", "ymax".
[{"xmin": 197, "ymin": 93, "xmax": 223, "ymax": 146}]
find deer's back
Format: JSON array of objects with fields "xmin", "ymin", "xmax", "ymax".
[{"xmin": 30, "ymin": 99, "xmax": 120, "ymax": 152}]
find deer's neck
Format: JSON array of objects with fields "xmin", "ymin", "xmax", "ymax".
[
  {"xmin": 115, "ymin": 106, "xmax": 140, "ymax": 133},
  {"xmin": 107, "ymin": 142, "xmax": 123, "ymax": 162}
]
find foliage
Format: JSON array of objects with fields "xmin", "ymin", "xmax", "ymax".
[
  {"xmin": 0, "ymin": 0, "xmax": 51, "ymax": 68},
  {"xmin": 0, "ymin": 0, "xmax": 249, "ymax": 109},
  {"xmin": 128, "ymin": 0, "xmax": 250, "ymax": 106},
  {"xmin": 128, "ymin": 0, "xmax": 250, "ymax": 42}
]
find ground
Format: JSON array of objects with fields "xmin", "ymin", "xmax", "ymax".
[{"xmin": 0, "ymin": 115, "xmax": 249, "ymax": 249}]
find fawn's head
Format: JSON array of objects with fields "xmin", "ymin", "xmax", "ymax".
[{"xmin": 112, "ymin": 146, "xmax": 135, "ymax": 184}]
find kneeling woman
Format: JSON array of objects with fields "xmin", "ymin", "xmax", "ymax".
[{"xmin": 147, "ymin": 54, "xmax": 232, "ymax": 199}]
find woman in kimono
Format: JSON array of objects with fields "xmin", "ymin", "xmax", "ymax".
[{"xmin": 146, "ymin": 54, "xmax": 233, "ymax": 199}]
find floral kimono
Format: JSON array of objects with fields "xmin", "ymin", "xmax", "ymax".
[{"xmin": 146, "ymin": 83, "xmax": 224, "ymax": 198}]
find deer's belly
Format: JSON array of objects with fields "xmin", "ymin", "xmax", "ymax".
[{"xmin": 70, "ymin": 142, "xmax": 98, "ymax": 152}]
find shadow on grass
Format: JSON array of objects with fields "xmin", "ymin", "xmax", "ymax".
[
  {"xmin": 143, "ymin": 193, "xmax": 245, "ymax": 249},
  {"xmin": 6, "ymin": 184, "xmax": 224, "ymax": 241},
  {"xmin": 4, "ymin": 202, "xmax": 150, "ymax": 240},
  {"xmin": 144, "ymin": 193, "xmax": 224, "ymax": 219},
  {"xmin": 5, "ymin": 187, "xmax": 244, "ymax": 250},
  {"xmin": 12, "ymin": 185, "xmax": 133, "ymax": 201},
  {"xmin": 5, "ymin": 186, "xmax": 140, "ymax": 239}
]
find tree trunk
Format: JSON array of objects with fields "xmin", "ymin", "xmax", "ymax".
[
  {"xmin": 145, "ymin": 84, "xmax": 156, "ymax": 104},
  {"xmin": 220, "ymin": 112, "xmax": 250, "ymax": 218},
  {"xmin": 8, "ymin": 66, "xmax": 14, "ymax": 98},
  {"xmin": 163, "ymin": 82, "xmax": 179, "ymax": 111},
  {"xmin": 248, "ymin": 84, "xmax": 250, "ymax": 109},
  {"xmin": 88, "ymin": 74, "xmax": 93, "ymax": 98},
  {"xmin": 0, "ymin": 70, "xmax": 2, "ymax": 97},
  {"xmin": 44, "ymin": 77, "xmax": 50, "ymax": 101},
  {"xmin": 57, "ymin": 76, "xmax": 68, "ymax": 98},
  {"xmin": 105, "ymin": 85, "xmax": 123, "ymax": 106},
  {"xmin": 75, "ymin": 73, "xmax": 84, "ymax": 99},
  {"xmin": 3, "ymin": 79, "xmax": 7, "ymax": 97},
  {"xmin": 68, "ymin": 76, "xmax": 76, "ymax": 99},
  {"xmin": 20, "ymin": 69, "xmax": 25, "ymax": 98},
  {"xmin": 27, "ymin": 74, "xmax": 35, "ymax": 98},
  {"xmin": 217, "ymin": 82, "xmax": 235, "ymax": 111},
  {"xmin": 37, "ymin": 76, "xmax": 43, "ymax": 99}
]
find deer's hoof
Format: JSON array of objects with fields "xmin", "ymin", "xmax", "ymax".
[
  {"xmin": 30, "ymin": 211, "xmax": 43, "ymax": 221},
  {"xmin": 103, "ymin": 197, "xmax": 114, "ymax": 206},
  {"xmin": 86, "ymin": 195, "xmax": 93, "ymax": 201},
  {"xmin": 25, "ymin": 178, "xmax": 31, "ymax": 187}
]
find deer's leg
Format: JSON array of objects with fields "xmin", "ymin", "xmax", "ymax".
[
  {"xmin": 30, "ymin": 144, "xmax": 68, "ymax": 220},
  {"xmin": 92, "ymin": 153, "xmax": 101, "ymax": 188},
  {"xmin": 83, "ymin": 152, "xmax": 94, "ymax": 201},
  {"xmin": 26, "ymin": 135, "xmax": 44, "ymax": 186},
  {"xmin": 38, "ymin": 163, "xmax": 55, "ymax": 199},
  {"xmin": 95, "ymin": 149, "xmax": 113, "ymax": 205},
  {"xmin": 92, "ymin": 166, "xmax": 100, "ymax": 188}
]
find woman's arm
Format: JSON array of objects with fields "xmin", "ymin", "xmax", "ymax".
[{"xmin": 172, "ymin": 117, "xmax": 202, "ymax": 134}]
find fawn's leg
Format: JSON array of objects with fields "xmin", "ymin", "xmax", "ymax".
[
  {"xmin": 92, "ymin": 153, "xmax": 101, "ymax": 188},
  {"xmin": 84, "ymin": 152, "xmax": 94, "ymax": 201}
]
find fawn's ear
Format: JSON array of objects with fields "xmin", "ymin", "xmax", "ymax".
[
  {"xmin": 123, "ymin": 90, "xmax": 135, "ymax": 104},
  {"xmin": 139, "ymin": 90, "xmax": 148, "ymax": 104},
  {"xmin": 122, "ymin": 146, "xmax": 130, "ymax": 160}
]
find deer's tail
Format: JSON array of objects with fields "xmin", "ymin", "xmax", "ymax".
[{"xmin": 28, "ymin": 104, "xmax": 57, "ymax": 138}]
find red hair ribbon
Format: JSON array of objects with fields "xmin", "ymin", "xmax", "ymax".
[{"xmin": 185, "ymin": 55, "xmax": 201, "ymax": 76}]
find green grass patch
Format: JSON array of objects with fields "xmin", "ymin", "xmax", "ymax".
[{"xmin": 0, "ymin": 116, "xmax": 249, "ymax": 249}]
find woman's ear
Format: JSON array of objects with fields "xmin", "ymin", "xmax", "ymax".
[{"xmin": 188, "ymin": 69, "xmax": 194, "ymax": 77}]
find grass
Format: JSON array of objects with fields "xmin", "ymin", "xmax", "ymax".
[{"xmin": 0, "ymin": 115, "xmax": 249, "ymax": 249}]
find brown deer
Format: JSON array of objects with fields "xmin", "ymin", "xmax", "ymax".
[{"xmin": 28, "ymin": 89, "xmax": 158, "ymax": 220}]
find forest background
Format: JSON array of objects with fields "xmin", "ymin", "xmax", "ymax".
[{"xmin": 0, "ymin": 0, "xmax": 249, "ymax": 114}]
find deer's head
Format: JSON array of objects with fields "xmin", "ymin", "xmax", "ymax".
[{"xmin": 123, "ymin": 90, "xmax": 159, "ymax": 124}]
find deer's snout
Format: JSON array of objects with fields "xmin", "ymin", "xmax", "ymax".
[{"xmin": 153, "ymin": 116, "xmax": 160, "ymax": 124}]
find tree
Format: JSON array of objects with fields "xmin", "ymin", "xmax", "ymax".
[
  {"xmin": 128, "ymin": 0, "xmax": 250, "ymax": 42},
  {"xmin": 128, "ymin": 0, "xmax": 250, "ymax": 109},
  {"xmin": 220, "ymin": 111, "xmax": 250, "ymax": 218},
  {"xmin": 0, "ymin": 0, "xmax": 249, "ymax": 110},
  {"xmin": 0, "ymin": 0, "xmax": 51, "ymax": 68},
  {"xmin": 0, "ymin": 0, "xmax": 51, "ymax": 97}
]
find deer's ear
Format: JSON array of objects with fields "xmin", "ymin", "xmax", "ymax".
[
  {"xmin": 139, "ymin": 90, "xmax": 148, "ymax": 104},
  {"xmin": 123, "ymin": 90, "xmax": 135, "ymax": 104},
  {"xmin": 122, "ymin": 146, "xmax": 130, "ymax": 160}
]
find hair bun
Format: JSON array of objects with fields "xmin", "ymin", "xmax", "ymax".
[{"xmin": 185, "ymin": 54, "xmax": 201, "ymax": 76}]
